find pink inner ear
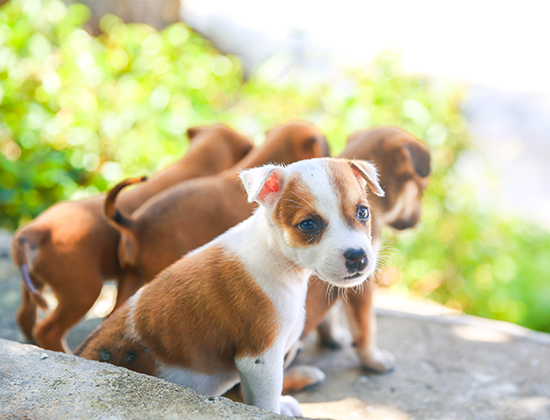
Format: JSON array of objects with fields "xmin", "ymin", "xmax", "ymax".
[
  {"xmin": 351, "ymin": 167, "xmax": 365, "ymax": 184},
  {"xmin": 258, "ymin": 173, "xmax": 280, "ymax": 202}
]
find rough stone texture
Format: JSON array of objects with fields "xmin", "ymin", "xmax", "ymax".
[
  {"xmin": 295, "ymin": 309, "xmax": 550, "ymax": 420},
  {"xmin": 2, "ymin": 228, "xmax": 550, "ymax": 419},
  {"xmin": 0, "ymin": 338, "xmax": 290, "ymax": 420},
  {"xmin": 0, "ymin": 230, "xmax": 21, "ymax": 343}
]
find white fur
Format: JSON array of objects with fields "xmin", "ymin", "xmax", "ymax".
[
  {"xmin": 260, "ymin": 159, "xmax": 380, "ymax": 288},
  {"xmin": 227, "ymin": 159, "xmax": 380, "ymax": 415},
  {"xmin": 131, "ymin": 158, "xmax": 380, "ymax": 416},
  {"xmin": 380, "ymin": 180, "xmax": 420, "ymax": 225},
  {"xmin": 157, "ymin": 364, "xmax": 240, "ymax": 396},
  {"xmin": 125, "ymin": 288, "xmax": 144, "ymax": 342},
  {"xmin": 221, "ymin": 213, "xmax": 310, "ymax": 357}
]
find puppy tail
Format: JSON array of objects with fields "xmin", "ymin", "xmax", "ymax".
[
  {"xmin": 12, "ymin": 232, "xmax": 48, "ymax": 310},
  {"xmin": 104, "ymin": 176, "xmax": 147, "ymax": 235}
]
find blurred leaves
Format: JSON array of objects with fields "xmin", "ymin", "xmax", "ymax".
[
  {"xmin": 1, "ymin": 0, "xmax": 549, "ymax": 333},
  {"xmin": 0, "ymin": 0, "xmax": 243, "ymax": 227}
]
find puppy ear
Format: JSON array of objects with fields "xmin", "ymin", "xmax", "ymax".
[
  {"xmin": 400, "ymin": 143, "xmax": 431, "ymax": 178},
  {"xmin": 239, "ymin": 165, "xmax": 286, "ymax": 207},
  {"xmin": 186, "ymin": 126, "xmax": 203, "ymax": 140},
  {"xmin": 303, "ymin": 135, "xmax": 331, "ymax": 157},
  {"xmin": 349, "ymin": 160, "xmax": 385, "ymax": 197}
]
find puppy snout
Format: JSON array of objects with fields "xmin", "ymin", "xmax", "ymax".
[{"xmin": 344, "ymin": 248, "xmax": 367, "ymax": 273}]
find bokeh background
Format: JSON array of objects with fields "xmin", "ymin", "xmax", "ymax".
[{"xmin": 1, "ymin": 0, "xmax": 549, "ymax": 332}]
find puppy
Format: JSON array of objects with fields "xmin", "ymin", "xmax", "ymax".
[
  {"xmin": 75, "ymin": 157, "xmax": 385, "ymax": 416},
  {"xmin": 12, "ymin": 125, "xmax": 253, "ymax": 352},
  {"xmin": 104, "ymin": 122, "xmax": 329, "ymax": 298},
  {"xmin": 283, "ymin": 127, "xmax": 431, "ymax": 393}
]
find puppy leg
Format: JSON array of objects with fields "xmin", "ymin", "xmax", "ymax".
[
  {"xmin": 236, "ymin": 345, "xmax": 301, "ymax": 416},
  {"xmin": 282, "ymin": 340, "xmax": 325, "ymax": 395},
  {"xmin": 344, "ymin": 281, "xmax": 395, "ymax": 373},
  {"xmin": 302, "ymin": 278, "xmax": 339, "ymax": 338},
  {"xmin": 316, "ymin": 304, "xmax": 353, "ymax": 349},
  {"xmin": 304, "ymin": 279, "xmax": 352, "ymax": 348},
  {"xmin": 16, "ymin": 284, "xmax": 38, "ymax": 343},
  {"xmin": 283, "ymin": 365, "xmax": 325, "ymax": 395},
  {"xmin": 33, "ymin": 273, "xmax": 103, "ymax": 353}
]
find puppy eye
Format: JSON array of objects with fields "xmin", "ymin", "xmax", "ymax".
[
  {"xmin": 356, "ymin": 205, "xmax": 370, "ymax": 221},
  {"xmin": 297, "ymin": 219, "xmax": 317, "ymax": 232}
]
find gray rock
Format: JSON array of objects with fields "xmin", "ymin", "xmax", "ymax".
[{"xmin": 0, "ymin": 338, "xmax": 290, "ymax": 420}]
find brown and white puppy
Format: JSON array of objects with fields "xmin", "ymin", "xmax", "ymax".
[
  {"xmin": 76, "ymin": 157, "xmax": 385, "ymax": 416},
  {"xmin": 282, "ymin": 127, "xmax": 431, "ymax": 393},
  {"xmin": 104, "ymin": 121, "xmax": 330, "ymax": 299},
  {"xmin": 12, "ymin": 125, "xmax": 253, "ymax": 353}
]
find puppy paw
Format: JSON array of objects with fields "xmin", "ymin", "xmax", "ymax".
[
  {"xmin": 280, "ymin": 395, "xmax": 302, "ymax": 417},
  {"xmin": 318, "ymin": 324, "xmax": 353, "ymax": 350},
  {"xmin": 283, "ymin": 365, "xmax": 326, "ymax": 394},
  {"xmin": 358, "ymin": 348, "xmax": 396, "ymax": 373}
]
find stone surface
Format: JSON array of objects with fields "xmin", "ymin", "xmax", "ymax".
[
  {"xmin": 295, "ymin": 308, "xmax": 550, "ymax": 420},
  {"xmin": 0, "ymin": 338, "xmax": 288, "ymax": 420},
  {"xmin": 2, "ymin": 228, "xmax": 550, "ymax": 419}
]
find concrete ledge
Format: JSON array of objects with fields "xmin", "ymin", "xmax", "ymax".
[
  {"xmin": 2, "ymin": 230, "xmax": 550, "ymax": 419},
  {"xmin": 0, "ymin": 338, "xmax": 291, "ymax": 420}
]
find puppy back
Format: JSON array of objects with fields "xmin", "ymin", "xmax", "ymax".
[{"xmin": 134, "ymin": 244, "xmax": 281, "ymax": 374}]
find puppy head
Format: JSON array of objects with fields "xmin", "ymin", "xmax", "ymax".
[
  {"xmin": 240, "ymin": 158, "xmax": 384, "ymax": 287},
  {"xmin": 344, "ymin": 127, "xmax": 431, "ymax": 230},
  {"xmin": 263, "ymin": 121, "xmax": 330, "ymax": 164},
  {"xmin": 186, "ymin": 124, "xmax": 254, "ymax": 163}
]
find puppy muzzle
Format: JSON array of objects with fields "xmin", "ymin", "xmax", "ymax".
[{"xmin": 344, "ymin": 248, "xmax": 368, "ymax": 273}]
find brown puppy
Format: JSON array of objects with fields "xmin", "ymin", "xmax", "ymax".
[
  {"xmin": 105, "ymin": 121, "xmax": 330, "ymax": 296},
  {"xmin": 76, "ymin": 157, "xmax": 384, "ymax": 416},
  {"xmin": 12, "ymin": 125, "xmax": 254, "ymax": 352},
  {"xmin": 283, "ymin": 127, "xmax": 431, "ymax": 393}
]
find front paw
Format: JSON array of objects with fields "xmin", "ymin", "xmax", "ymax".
[
  {"xmin": 358, "ymin": 347, "xmax": 396, "ymax": 373},
  {"xmin": 280, "ymin": 395, "xmax": 302, "ymax": 417},
  {"xmin": 283, "ymin": 365, "xmax": 326, "ymax": 394}
]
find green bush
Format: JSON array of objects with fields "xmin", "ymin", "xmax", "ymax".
[
  {"xmin": 0, "ymin": 0, "xmax": 244, "ymax": 228},
  {"xmin": 1, "ymin": 0, "xmax": 549, "ymax": 333}
]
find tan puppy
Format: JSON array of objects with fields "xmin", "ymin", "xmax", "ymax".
[
  {"xmin": 76, "ymin": 157, "xmax": 385, "ymax": 416},
  {"xmin": 12, "ymin": 125, "xmax": 253, "ymax": 353},
  {"xmin": 105, "ymin": 121, "xmax": 330, "ymax": 297},
  {"xmin": 283, "ymin": 127, "xmax": 431, "ymax": 393}
]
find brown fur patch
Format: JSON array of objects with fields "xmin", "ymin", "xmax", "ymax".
[
  {"xmin": 272, "ymin": 174, "xmax": 326, "ymax": 248},
  {"xmin": 323, "ymin": 160, "xmax": 372, "ymax": 235},
  {"xmin": 132, "ymin": 245, "xmax": 280, "ymax": 375},
  {"xmin": 75, "ymin": 304, "xmax": 157, "ymax": 376}
]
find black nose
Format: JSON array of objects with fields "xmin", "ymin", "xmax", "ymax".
[{"xmin": 344, "ymin": 248, "xmax": 368, "ymax": 273}]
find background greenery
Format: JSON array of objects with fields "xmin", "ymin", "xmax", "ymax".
[{"xmin": 1, "ymin": 0, "xmax": 549, "ymax": 332}]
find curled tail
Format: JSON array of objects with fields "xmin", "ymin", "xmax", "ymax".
[
  {"xmin": 104, "ymin": 176, "xmax": 147, "ymax": 235},
  {"xmin": 12, "ymin": 234, "xmax": 48, "ymax": 310},
  {"xmin": 105, "ymin": 177, "xmax": 147, "ymax": 267}
]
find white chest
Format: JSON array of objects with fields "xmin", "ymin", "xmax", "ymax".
[{"xmin": 263, "ymin": 270, "xmax": 309, "ymax": 355}]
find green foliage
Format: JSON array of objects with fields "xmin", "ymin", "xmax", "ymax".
[
  {"xmin": 0, "ymin": 0, "xmax": 243, "ymax": 228},
  {"xmin": 1, "ymin": 0, "xmax": 549, "ymax": 332},
  {"xmin": 392, "ymin": 188, "xmax": 550, "ymax": 332},
  {"xmin": 238, "ymin": 53, "xmax": 550, "ymax": 332}
]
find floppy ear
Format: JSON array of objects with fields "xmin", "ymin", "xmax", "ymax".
[
  {"xmin": 349, "ymin": 160, "xmax": 385, "ymax": 197},
  {"xmin": 186, "ymin": 126, "xmax": 204, "ymax": 140},
  {"xmin": 302, "ymin": 135, "xmax": 331, "ymax": 157},
  {"xmin": 239, "ymin": 164, "xmax": 286, "ymax": 208},
  {"xmin": 401, "ymin": 143, "xmax": 431, "ymax": 178}
]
